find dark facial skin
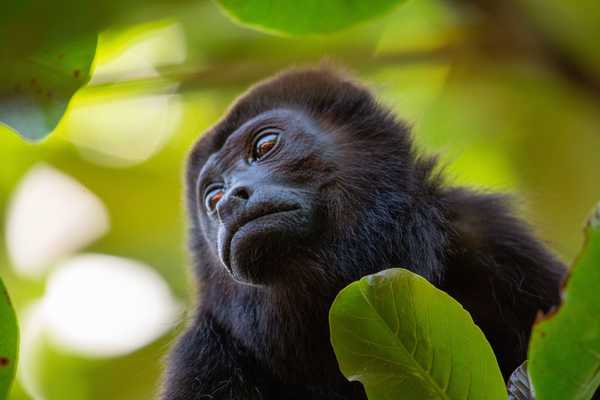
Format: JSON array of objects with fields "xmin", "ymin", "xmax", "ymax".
[
  {"xmin": 195, "ymin": 109, "xmax": 332, "ymax": 285},
  {"xmin": 161, "ymin": 67, "xmax": 568, "ymax": 400}
]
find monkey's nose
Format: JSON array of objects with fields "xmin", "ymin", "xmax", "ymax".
[
  {"xmin": 229, "ymin": 185, "xmax": 251, "ymax": 201},
  {"xmin": 216, "ymin": 184, "xmax": 252, "ymax": 223}
]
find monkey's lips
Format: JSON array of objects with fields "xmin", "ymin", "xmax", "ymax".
[{"xmin": 217, "ymin": 205, "xmax": 305, "ymax": 282}]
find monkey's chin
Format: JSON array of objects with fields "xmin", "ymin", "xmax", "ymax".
[{"xmin": 219, "ymin": 210, "xmax": 310, "ymax": 285}]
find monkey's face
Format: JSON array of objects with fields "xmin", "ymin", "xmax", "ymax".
[
  {"xmin": 188, "ymin": 67, "xmax": 413, "ymax": 287},
  {"xmin": 193, "ymin": 109, "xmax": 338, "ymax": 285}
]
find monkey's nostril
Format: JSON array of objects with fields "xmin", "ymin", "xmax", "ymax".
[{"xmin": 231, "ymin": 186, "xmax": 250, "ymax": 200}]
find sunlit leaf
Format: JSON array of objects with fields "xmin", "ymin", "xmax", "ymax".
[
  {"xmin": 529, "ymin": 203, "xmax": 600, "ymax": 400},
  {"xmin": 214, "ymin": 0, "xmax": 406, "ymax": 35},
  {"xmin": 0, "ymin": 278, "xmax": 19, "ymax": 399},
  {"xmin": 329, "ymin": 268, "xmax": 507, "ymax": 400}
]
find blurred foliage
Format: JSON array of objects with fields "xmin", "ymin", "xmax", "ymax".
[
  {"xmin": 529, "ymin": 205, "xmax": 600, "ymax": 400},
  {"xmin": 330, "ymin": 268, "xmax": 506, "ymax": 400},
  {"xmin": 1, "ymin": 0, "xmax": 599, "ymax": 399},
  {"xmin": 215, "ymin": 0, "xmax": 406, "ymax": 35},
  {"xmin": 518, "ymin": 0, "xmax": 600, "ymax": 76},
  {"xmin": 0, "ymin": 35, "xmax": 96, "ymax": 141},
  {"xmin": 0, "ymin": 0, "xmax": 194, "ymax": 140}
]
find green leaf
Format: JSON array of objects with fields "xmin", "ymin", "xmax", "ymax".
[
  {"xmin": 0, "ymin": 0, "xmax": 189, "ymax": 142},
  {"xmin": 0, "ymin": 278, "xmax": 19, "ymax": 399},
  {"xmin": 329, "ymin": 268, "xmax": 507, "ymax": 400},
  {"xmin": 0, "ymin": 34, "xmax": 97, "ymax": 141},
  {"xmin": 214, "ymin": 0, "xmax": 406, "ymax": 35},
  {"xmin": 529, "ymin": 203, "xmax": 600, "ymax": 400}
]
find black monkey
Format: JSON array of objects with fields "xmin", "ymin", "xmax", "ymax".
[{"xmin": 161, "ymin": 67, "xmax": 566, "ymax": 400}]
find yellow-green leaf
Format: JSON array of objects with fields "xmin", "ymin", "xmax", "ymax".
[
  {"xmin": 529, "ymin": 203, "xmax": 600, "ymax": 400},
  {"xmin": 329, "ymin": 268, "xmax": 507, "ymax": 400},
  {"xmin": 214, "ymin": 0, "xmax": 406, "ymax": 36}
]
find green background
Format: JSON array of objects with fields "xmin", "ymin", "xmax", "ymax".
[{"xmin": 2, "ymin": 0, "xmax": 600, "ymax": 398}]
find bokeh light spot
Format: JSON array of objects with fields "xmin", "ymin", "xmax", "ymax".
[
  {"xmin": 6, "ymin": 164, "xmax": 110, "ymax": 279},
  {"xmin": 42, "ymin": 254, "xmax": 181, "ymax": 358}
]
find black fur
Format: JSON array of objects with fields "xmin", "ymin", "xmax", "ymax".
[{"xmin": 161, "ymin": 67, "xmax": 566, "ymax": 399}]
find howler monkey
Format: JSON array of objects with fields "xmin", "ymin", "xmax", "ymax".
[{"xmin": 161, "ymin": 67, "xmax": 566, "ymax": 400}]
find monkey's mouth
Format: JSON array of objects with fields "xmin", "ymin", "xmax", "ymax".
[{"xmin": 217, "ymin": 205, "xmax": 303, "ymax": 279}]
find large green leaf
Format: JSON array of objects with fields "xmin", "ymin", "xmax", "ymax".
[
  {"xmin": 529, "ymin": 204, "xmax": 600, "ymax": 400},
  {"xmin": 214, "ymin": 0, "xmax": 406, "ymax": 35},
  {"xmin": 0, "ymin": 35, "xmax": 97, "ymax": 141},
  {"xmin": 0, "ymin": 278, "xmax": 19, "ymax": 399},
  {"xmin": 329, "ymin": 268, "xmax": 507, "ymax": 400}
]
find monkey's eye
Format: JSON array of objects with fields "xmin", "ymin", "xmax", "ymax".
[
  {"xmin": 204, "ymin": 186, "xmax": 224, "ymax": 212},
  {"xmin": 251, "ymin": 131, "xmax": 279, "ymax": 162}
]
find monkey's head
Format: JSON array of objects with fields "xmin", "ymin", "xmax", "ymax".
[{"xmin": 187, "ymin": 67, "xmax": 419, "ymax": 287}]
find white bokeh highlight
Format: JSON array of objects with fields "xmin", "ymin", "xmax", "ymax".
[
  {"xmin": 5, "ymin": 164, "xmax": 110, "ymax": 279},
  {"xmin": 42, "ymin": 254, "xmax": 181, "ymax": 357}
]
